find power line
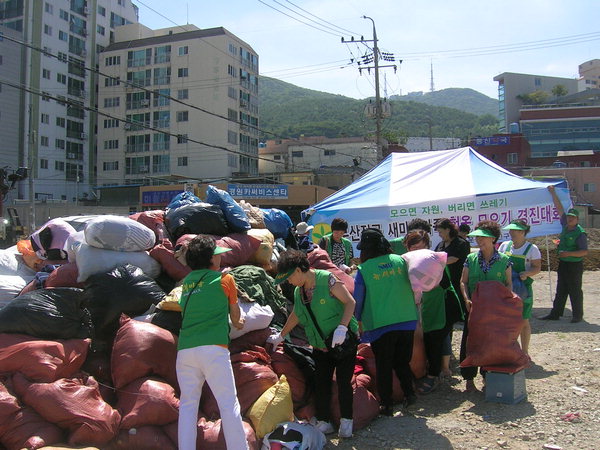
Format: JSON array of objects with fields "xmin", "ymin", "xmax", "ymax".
[
  {"xmin": 269, "ymin": 0, "xmax": 350, "ymax": 36},
  {"xmin": 284, "ymin": 0, "xmax": 362, "ymax": 36},
  {"xmin": 256, "ymin": 0, "xmax": 341, "ymax": 37}
]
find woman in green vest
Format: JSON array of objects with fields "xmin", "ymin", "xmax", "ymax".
[
  {"xmin": 354, "ymin": 228, "xmax": 419, "ymax": 416},
  {"xmin": 318, "ymin": 217, "xmax": 355, "ymax": 273},
  {"xmin": 267, "ymin": 250, "xmax": 358, "ymax": 439},
  {"xmin": 459, "ymin": 220, "xmax": 512, "ymax": 392},
  {"xmin": 499, "ymin": 219, "xmax": 542, "ymax": 356}
]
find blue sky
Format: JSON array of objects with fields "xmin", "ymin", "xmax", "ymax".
[{"xmin": 133, "ymin": 0, "xmax": 599, "ymax": 100}]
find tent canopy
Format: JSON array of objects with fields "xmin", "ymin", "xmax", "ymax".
[{"xmin": 305, "ymin": 147, "xmax": 568, "ymax": 244}]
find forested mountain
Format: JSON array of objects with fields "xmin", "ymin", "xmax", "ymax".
[
  {"xmin": 390, "ymin": 88, "xmax": 499, "ymax": 117},
  {"xmin": 259, "ymin": 77, "xmax": 499, "ymax": 142}
]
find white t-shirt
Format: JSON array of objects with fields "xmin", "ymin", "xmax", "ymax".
[{"xmin": 498, "ymin": 241, "xmax": 542, "ymax": 271}]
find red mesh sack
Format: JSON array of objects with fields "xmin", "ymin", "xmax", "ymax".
[
  {"xmin": 149, "ymin": 244, "xmax": 191, "ymax": 281},
  {"xmin": 197, "ymin": 418, "xmax": 258, "ymax": 450},
  {"xmin": 330, "ymin": 382, "xmax": 379, "ymax": 430},
  {"xmin": 230, "ymin": 345, "xmax": 271, "ymax": 365},
  {"xmin": 201, "ymin": 361, "xmax": 278, "ymax": 419},
  {"xmin": 111, "ymin": 315, "xmax": 178, "ymax": 389},
  {"xmin": 229, "ymin": 327, "xmax": 272, "ymax": 354},
  {"xmin": 460, "ymin": 280, "xmax": 529, "ymax": 369},
  {"xmin": 116, "ymin": 377, "xmax": 179, "ymax": 428},
  {"xmin": 410, "ymin": 322, "xmax": 427, "ymax": 379},
  {"xmin": 356, "ymin": 343, "xmax": 403, "ymax": 402},
  {"xmin": 1, "ymin": 406, "xmax": 64, "ymax": 450},
  {"xmin": 82, "ymin": 348, "xmax": 112, "ymax": 384},
  {"xmin": 0, "ymin": 334, "xmax": 90, "ymax": 382},
  {"xmin": 216, "ymin": 233, "xmax": 262, "ymax": 267},
  {"xmin": 45, "ymin": 262, "xmax": 85, "ymax": 288},
  {"xmin": 12, "ymin": 372, "xmax": 120, "ymax": 446},
  {"xmin": 307, "ymin": 247, "xmax": 355, "ymax": 294},
  {"xmin": 270, "ymin": 348, "xmax": 308, "ymax": 408},
  {"xmin": 0, "ymin": 378, "xmax": 21, "ymax": 434},
  {"xmin": 163, "ymin": 421, "xmax": 178, "ymax": 446},
  {"xmin": 107, "ymin": 425, "xmax": 176, "ymax": 450},
  {"xmin": 18, "ymin": 279, "xmax": 38, "ymax": 295}
]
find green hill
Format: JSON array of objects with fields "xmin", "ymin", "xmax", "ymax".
[
  {"xmin": 259, "ymin": 77, "xmax": 499, "ymax": 142},
  {"xmin": 391, "ymin": 88, "xmax": 499, "ymax": 117}
]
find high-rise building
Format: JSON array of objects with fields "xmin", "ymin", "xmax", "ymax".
[
  {"xmin": 0, "ymin": 0, "xmax": 138, "ymax": 203},
  {"xmin": 96, "ymin": 23, "xmax": 259, "ymax": 188}
]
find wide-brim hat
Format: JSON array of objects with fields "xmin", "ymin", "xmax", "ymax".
[
  {"xmin": 296, "ymin": 222, "xmax": 314, "ymax": 235},
  {"xmin": 503, "ymin": 222, "xmax": 529, "ymax": 231},
  {"xmin": 468, "ymin": 228, "xmax": 496, "ymax": 238},
  {"xmin": 213, "ymin": 246, "xmax": 232, "ymax": 255}
]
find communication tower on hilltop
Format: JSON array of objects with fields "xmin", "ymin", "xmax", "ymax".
[{"xmin": 430, "ymin": 60, "xmax": 435, "ymax": 93}]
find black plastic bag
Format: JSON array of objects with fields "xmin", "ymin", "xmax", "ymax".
[
  {"xmin": 151, "ymin": 309, "xmax": 182, "ymax": 336},
  {"xmin": 83, "ymin": 264, "xmax": 165, "ymax": 341},
  {"xmin": 164, "ymin": 202, "xmax": 229, "ymax": 241},
  {"xmin": 0, "ymin": 288, "xmax": 92, "ymax": 339}
]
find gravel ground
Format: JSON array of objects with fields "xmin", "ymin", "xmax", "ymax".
[{"xmin": 326, "ymin": 270, "xmax": 600, "ymax": 450}]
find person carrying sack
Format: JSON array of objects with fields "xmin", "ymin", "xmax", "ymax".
[{"xmin": 267, "ymin": 249, "xmax": 358, "ymax": 439}]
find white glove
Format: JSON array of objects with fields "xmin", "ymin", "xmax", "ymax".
[
  {"xmin": 266, "ymin": 333, "xmax": 284, "ymax": 347},
  {"xmin": 331, "ymin": 325, "xmax": 348, "ymax": 347}
]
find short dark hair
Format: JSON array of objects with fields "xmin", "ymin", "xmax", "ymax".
[
  {"xmin": 186, "ymin": 235, "xmax": 217, "ymax": 270},
  {"xmin": 458, "ymin": 224, "xmax": 471, "ymax": 234},
  {"xmin": 359, "ymin": 229, "xmax": 392, "ymax": 263},
  {"xmin": 331, "ymin": 217, "xmax": 348, "ymax": 232},
  {"xmin": 277, "ymin": 249, "xmax": 310, "ymax": 276},
  {"xmin": 407, "ymin": 218, "xmax": 431, "ymax": 234},
  {"xmin": 405, "ymin": 230, "xmax": 431, "ymax": 250},
  {"xmin": 435, "ymin": 218, "xmax": 459, "ymax": 239},
  {"xmin": 475, "ymin": 220, "xmax": 501, "ymax": 244}
]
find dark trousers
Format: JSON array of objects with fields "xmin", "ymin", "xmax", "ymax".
[
  {"xmin": 313, "ymin": 345, "xmax": 356, "ymax": 421},
  {"xmin": 423, "ymin": 325, "xmax": 451, "ymax": 377},
  {"xmin": 551, "ymin": 260, "xmax": 584, "ymax": 320},
  {"xmin": 371, "ymin": 330, "xmax": 415, "ymax": 407}
]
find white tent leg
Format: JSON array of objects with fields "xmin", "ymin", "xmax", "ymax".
[{"xmin": 545, "ymin": 234, "xmax": 553, "ymax": 302}]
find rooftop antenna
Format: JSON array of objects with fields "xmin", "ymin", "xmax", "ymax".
[
  {"xmin": 430, "ymin": 59, "xmax": 435, "ymax": 93},
  {"xmin": 186, "ymin": 3, "xmax": 189, "ymax": 24}
]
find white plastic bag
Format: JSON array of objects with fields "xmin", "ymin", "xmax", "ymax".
[
  {"xmin": 229, "ymin": 301, "xmax": 274, "ymax": 339},
  {"xmin": 84, "ymin": 215, "xmax": 156, "ymax": 252}
]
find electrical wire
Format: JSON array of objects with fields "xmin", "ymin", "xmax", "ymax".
[
  {"xmin": 284, "ymin": 0, "xmax": 362, "ymax": 37},
  {"xmin": 255, "ymin": 0, "xmax": 341, "ymax": 37}
]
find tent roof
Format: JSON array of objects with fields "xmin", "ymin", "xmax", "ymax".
[{"xmin": 310, "ymin": 147, "xmax": 550, "ymax": 211}]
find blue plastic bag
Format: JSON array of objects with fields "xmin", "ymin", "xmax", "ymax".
[
  {"xmin": 205, "ymin": 185, "xmax": 251, "ymax": 232},
  {"xmin": 261, "ymin": 208, "xmax": 293, "ymax": 239},
  {"xmin": 166, "ymin": 191, "xmax": 201, "ymax": 211}
]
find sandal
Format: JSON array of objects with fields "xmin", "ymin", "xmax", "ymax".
[{"xmin": 418, "ymin": 376, "xmax": 438, "ymax": 394}]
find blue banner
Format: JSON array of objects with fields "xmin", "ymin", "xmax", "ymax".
[
  {"xmin": 227, "ymin": 184, "xmax": 288, "ymax": 199},
  {"xmin": 142, "ymin": 189, "xmax": 183, "ymax": 206}
]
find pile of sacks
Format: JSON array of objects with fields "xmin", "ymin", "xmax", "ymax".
[{"xmin": 0, "ymin": 185, "xmax": 432, "ymax": 448}]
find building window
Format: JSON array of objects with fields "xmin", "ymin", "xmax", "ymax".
[
  {"xmin": 177, "ymin": 67, "xmax": 188, "ymax": 78},
  {"xmin": 176, "ymin": 111, "xmax": 189, "ymax": 122},
  {"xmin": 154, "ymin": 45, "xmax": 171, "ymax": 64},
  {"xmin": 55, "ymin": 161, "xmax": 65, "ymax": 171},
  {"xmin": 228, "ymin": 108, "xmax": 237, "ymax": 121},
  {"xmin": 45, "ymin": 2, "xmax": 53, "ymax": 13},
  {"xmin": 56, "ymin": 117, "xmax": 66, "ymax": 127},
  {"xmin": 40, "ymin": 113, "xmax": 50, "ymax": 124},
  {"xmin": 42, "ymin": 69, "xmax": 51, "ymax": 79},
  {"xmin": 228, "ymin": 86, "xmax": 237, "ymax": 99},
  {"xmin": 584, "ymin": 183, "xmax": 596, "ymax": 192},
  {"xmin": 153, "ymin": 133, "xmax": 170, "ymax": 151},
  {"xmin": 534, "ymin": 77, "xmax": 541, "ymax": 87},
  {"xmin": 104, "ymin": 118, "xmax": 120, "ymax": 128},
  {"xmin": 324, "ymin": 149, "xmax": 336, "ymax": 156},
  {"xmin": 59, "ymin": 9, "xmax": 69, "ymax": 20},
  {"xmin": 273, "ymin": 155, "xmax": 281, "ymax": 160},
  {"xmin": 40, "ymin": 159, "xmax": 48, "ymax": 169},
  {"xmin": 103, "ymin": 161, "xmax": 119, "ymax": 171},
  {"xmin": 228, "ymin": 130, "xmax": 237, "ymax": 144},
  {"xmin": 507, "ymin": 153, "xmax": 518, "ymax": 164},
  {"xmin": 580, "ymin": 161, "xmax": 591, "ymax": 167},
  {"xmin": 104, "ymin": 139, "xmax": 119, "ymax": 150},
  {"xmin": 228, "ymin": 154, "xmax": 237, "ymax": 168},
  {"xmin": 177, "ymin": 134, "xmax": 188, "ymax": 144},
  {"xmin": 105, "ymin": 76, "xmax": 120, "ymax": 87},
  {"xmin": 104, "ymin": 97, "xmax": 120, "ymax": 108},
  {"xmin": 55, "ymin": 138, "xmax": 65, "ymax": 149},
  {"xmin": 98, "ymin": 5, "xmax": 106, "ymax": 16},
  {"xmin": 97, "ymin": 25, "xmax": 105, "ymax": 35},
  {"xmin": 178, "ymin": 46, "xmax": 188, "ymax": 56},
  {"xmin": 177, "ymin": 156, "xmax": 188, "ymax": 166},
  {"xmin": 152, "ymin": 155, "xmax": 170, "ymax": 174},
  {"xmin": 44, "ymin": 24, "xmax": 52, "ymax": 36},
  {"xmin": 40, "ymin": 136, "xmax": 49, "ymax": 146},
  {"xmin": 177, "ymin": 89, "xmax": 189, "ymax": 100},
  {"xmin": 105, "ymin": 55, "xmax": 121, "ymax": 66},
  {"xmin": 227, "ymin": 64, "xmax": 236, "ymax": 77},
  {"xmin": 56, "ymin": 73, "xmax": 67, "ymax": 84},
  {"xmin": 292, "ymin": 151, "xmax": 304, "ymax": 157},
  {"xmin": 58, "ymin": 52, "xmax": 68, "ymax": 62}
]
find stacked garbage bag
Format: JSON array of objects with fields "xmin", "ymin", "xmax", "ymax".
[{"xmin": 0, "ymin": 185, "xmax": 429, "ymax": 449}]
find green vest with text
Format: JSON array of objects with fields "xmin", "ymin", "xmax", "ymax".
[
  {"xmin": 558, "ymin": 224, "xmax": 586, "ymax": 262},
  {"xmin": 466, "ymin": 252, "xmax": 510, "ymax": 296},
  {"xmin": 389, "ymin": 236, "xmax": 408, "ymax": 255},
  {"xmin": 293, "ymin": 269, "xmax": 358, "ymax": 349},
  {"xmin": 178, "ymin": 269, "xmax": 230, "ymax": 350},
  {"xmin": 323, "ymin": 233, "xmax": 353, "ymax": 266},
  {"xmin": 358, "ymin": 254, "xmax": 417, "ymax": 331}
]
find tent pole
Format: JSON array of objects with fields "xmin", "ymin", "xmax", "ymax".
[{"xmin": 545, "ymin": 234, "xmax": 553, "ymax": 302}]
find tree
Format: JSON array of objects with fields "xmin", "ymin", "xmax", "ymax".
[
  {"xmin": 552, "ymin": 84, "xmax": 569, "ymax": 98},
  {"xmin": 517, "ymin": 90, "xmax": 549, "ymax": 105}
]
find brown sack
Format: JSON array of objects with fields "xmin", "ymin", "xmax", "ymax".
[
  {"xmin": 460, "ymin": 280, "xmax": 529, "ymax": 368},
  {"xmin": 116, "ymin": 377, "xmax": 179, "ymax": 428},
  {"xmin": 107, "ymin": 425, "xmax": 176, "ymax": 450},
  {"xmin": 196, "ymin": 418, "xmax": 258, "ymax": 450}
]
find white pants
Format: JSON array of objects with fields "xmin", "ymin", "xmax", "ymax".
[{"xmin": 176, "ymin": 345, "xmax": 248, "ymax": 450}]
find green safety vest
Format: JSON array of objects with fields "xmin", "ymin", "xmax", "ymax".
[
  {"xmin": 389, "ymin": 236, "xmax": 408, "ymax": 255},
  {"xmin": 558, "ymin": 224, "xmax": 586, "ymax": 262},
  {"xmin": 293, "ymin": 269, "xmax": 358, "ymax": 349},
  {"xmin": 178, "ymin": 269, "xmax": 230, "ymax": 350},
  {"xmin": 323, "ymin": 233, "xmax": 353, "ymax": 266},
  {"xmin": 502, "ymin": 241, "xmax": 534, "ymax": 301},
  {"xmin": 421, "ymin": 267, "xmax": 462, "ymax": 333},
  {"xmin": 466, "ymin": 252, "xmax": 510, "ymax": 296},
  {"xmin": 358, "ymin": 254, "xmax": 417, "ymax": 331}
]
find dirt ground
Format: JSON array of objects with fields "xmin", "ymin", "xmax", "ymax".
[{"xmin": 326, "ymin": 270, "xmax": 600, "ymax": 450}]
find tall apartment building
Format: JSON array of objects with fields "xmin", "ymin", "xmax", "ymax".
[
  {"xmin": 0, "ymin": 0, "xmax": 138, "ymax": 203},
  {"xmin": 579, "ymin": 59, "xmax": 600, "ymax": 90},
  {"xmin": 96, "ymin": 23, "xmax": 259, "ymax": 188},
  {"xmin": 493, "ymin": 72, "xmax": 578, "ymax": 133}
]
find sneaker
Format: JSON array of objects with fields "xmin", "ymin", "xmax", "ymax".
[
  {"xmin": 315, "ymin": 420, "xmax": 335, "ymax": 435},
  {"xmin": 338, "ymin": 418, "xmax": 353, "ymax": 438}
]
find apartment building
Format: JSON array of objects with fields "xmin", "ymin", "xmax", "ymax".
[
  {"xmin": 96, "ymin": 23, "xmax": 259, "ymax": 187},
  {"xmin": 0, "ymin": 0, "xmax": 139, "ymax": 203},
  {"xmin": 579, "ymin": 59, "xmax": 600, "ymax": 91}
]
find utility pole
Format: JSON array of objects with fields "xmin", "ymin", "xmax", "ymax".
[{"xmin": 342, "ymin": 17, "xmax": 399, "ymax": 162}]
